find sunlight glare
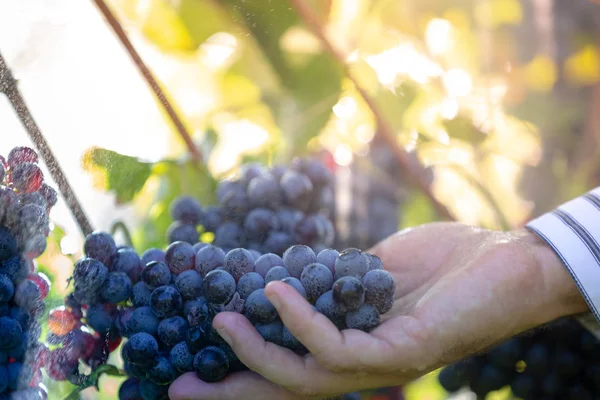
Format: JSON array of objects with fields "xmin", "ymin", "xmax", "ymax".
[
  {"xmin": 366, "ymin": 45, "xmax": 443, "ymax": 86},
  {"xmin": 333, "ymin": 96, "xmax": 357, "ymax": 119},
  {"xmin": 443, "ymin": 69, "xmax": 472, "ymax": 97},
  {"xmin": 334, "ymin": 144, "xmax": 353, "ymax": 166},
  {"xmin": 425, "ymin": 19, "xmax": 454, "ymax": 56},
  {"xmin": 200, "ymin": 32, "xmax": 238, "ymax": 69}
]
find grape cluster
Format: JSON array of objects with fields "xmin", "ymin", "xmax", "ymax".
[
  {"xmin": 167, "ymin": 158, "xmax": 335, "ymax": 255},
  {"xmin": 439, "ymin": 318, "xmax": 600, "ymax": 399},
  {"xmin": 0, "ymin": 147, "xmax": 58, "ymax": 400},
  {"xmin": 48, "ymin": 227, "xmax": 395, "ymax": 400}
]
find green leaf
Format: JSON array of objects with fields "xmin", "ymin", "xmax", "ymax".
[
  {"xmin": 82, "ymin": 148, "xmax": 154, "ymax": 204},
  {"xmin": 133, "ymin": 160, "xmax": 217, "ymax": 251},
  {"xmin": 62, "ymin": 364, "xmax": 125, "ymax": 400},
  {"xmin": 442, "ymin": 113, "xmax": 487, "ymax": 145},
  {"xmin": 213, "ymin": 0, "xmax": 343, "ymax": 154}
]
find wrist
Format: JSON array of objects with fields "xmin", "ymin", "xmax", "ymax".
[{"xmin": 515, "ymin": 228, "xmax": 588, "ymax": 321}]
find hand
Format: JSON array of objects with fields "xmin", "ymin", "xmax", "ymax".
[{"xmin": 170, "ymin": 222, "xmax": 587, "ymax": 400}]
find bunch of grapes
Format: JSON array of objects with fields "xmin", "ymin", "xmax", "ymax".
[
  {"xmin": 167, "ymin": 157, "xmax": 335, "ymax": 255},
  {"xmin": 0, "ymin": 146, "xmax": 58, "ymax": 400},
  {"xmin": 48, "ymin": 226, "xmax": 395, "ymax": 400},
  {"xmin": 439, "ymin": 318, "xmax": 600, "ymax": 399}
]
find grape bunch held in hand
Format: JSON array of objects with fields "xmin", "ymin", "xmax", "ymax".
[
  {"xmin": 0, "ymin": 146, "xmax": 58, "ymax": 400},
  {"xmin": 167, "ymin": 158, "xmax": 335, "ymax": 255},
  {"xmin": 48, "ymin": 225, "xmax": 395, "ymax": 400}
]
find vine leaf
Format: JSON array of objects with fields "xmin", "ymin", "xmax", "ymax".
[
  {"xmin": 62, "ymin": 364, "xmax": 125, "ymax": 400},
  {"xmin": 82, "ymin": 147, "xmax": 154, "ymax": 204}
]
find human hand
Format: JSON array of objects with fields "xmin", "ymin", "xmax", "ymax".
[{"xmin": 170, "ymin": 222, "xmax": 587, "ymax": 400}]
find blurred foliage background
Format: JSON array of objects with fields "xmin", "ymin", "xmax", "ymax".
[{"xmin": 2, "ymin": 0, "xmax": 599, "ymax": 398}]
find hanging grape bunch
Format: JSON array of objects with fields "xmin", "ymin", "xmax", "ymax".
[
  {"xmin": 0, "ymin": 146, "xmax": 58, "ymax": 400},
  {"xmin": 46, "ymin": 158, "xmax": 395, "ymax": 400},
  {"xmin": 439, "ymin": 318, "xmax": 600, "ymax": 399},
  {"xmin": 167, "ymin": 157, "xmax": 336, "ymax": 255}
]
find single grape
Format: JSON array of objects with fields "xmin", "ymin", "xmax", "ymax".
[
  {"xmin": 362, "ymin": 269, "xmax": 395, "ymax": 314},
  {"xmin": 263, "ymin": 232, "xmax": 294, "ymax": 255},
  {"xmin": 244, "ymin": 208, "xmax": 279, "ymax": 241},
  {"xmin": 316, "ymin": 249, "xmax": 339, "ymax": 275},
  {"xmin": 150, "ymin": 286, "xmax": 183, "ymax": 319},
  {"xmin": 174, "ymin": 270, "xmax": 203, "ymax": 300},
  {"xmin": 167, "ymin": 222, "xmax": 199, "ymax": 245},
  {"xmin": 215, "ymin": 222, "xmax": 245, "ymax": 250},
  {"xmin": 334, "ymin": 248, "xmax": 369, "ymax": 279},
  {"xmin": 132, "ymin": 281, "xmax": 152, "ymax": 307},
  {"xmin": 488, "ymin": 338, "xmax": 522, "ymax": 369},
  {"xmin": 84, "ymin": 231, "xmax": 117, "ymax": 267},
  {"xmin": 119, "ymin": 377, "xmax": 142, "ymax": 400},
  {"xmin": 223, "ymin": 248, "xmax": 255, "ymax": 282},
  {"xmin": 86, "ymin": 303, "xmax": 117, "ymax": 334},
  {"xmin": 122, "ymin": 332, "xmax": 159, "ymax": 368},
  {"xmin": 157, "ymin": 316, "xmax": 189, "ymax": 348},
  {"xmin": 7, "ymin": 147, "xmax": 38, "ymax": 169},
  {"xmin": 283, "ymin": 245, "xmax": 316, "ymax": 279},
  {"xmin": 237, "ymin": 272, "xmax": 265, "ymax": 300},
  {"xmin": 280, "ymin": 277, "xmax": 307, "ymax": 299},
  {"xmin": 300, "ymin": 263, "xmax": 333, "ymax": 303},
  {"xmin": 101, "ymin": 272, "xmax": 132, "ymax": 303},
  {"xmin": 511, "ymin": 374, "xmax": 535, "ymax": 399},
  {"xmin": 315, "ymin": 291, "xmax": 347, "ymax": 329},
  {"xmin": 280, "ymin": 171, "xmax": 313, "ymax": 209},
  {"xmin": 194, "ymin": 245, "xmax": 225, "ymax": 277},
  {"xmin": 170, "ymin": 342, "xmax": 194, "ymax": 373},
  {"xmin": 202, "ymin": 270, "xmax": 236, "ymax": 305},
  {"xmin": 254, "ymin": 253, "xmax": 284, "ymax": 278},
  {"xmin": 345, "ymin": 303, "xmax": 379, "ymax": 332},
  {"xmin": 245, "ymin": 289, "xmax": 277, "ymax": 323},
  {"xmin": 186, "ymin": 324, "xmax": 210, "ymax": 353},
  {"xmin": 332, "ymin": 276, "xmax": 365, "ymax": 311},
  {"xmin": 265, "ymin": 266, "xmax": 291, "ymax": 284},
  {"xmin": 11, "ymin": 162, "xmax": 43, "ymax": 194},
  {"xmin": 147, "ymin": 356, "xmax": 177, "ymax": 386},
  {"xmin": 282, "ymin": 326, "xmax": 306, "ymax": 353},
  {"xmin": 170, "ymin": 196, "xmax": 203, "ymax": 225},
  {"xmin": 165, "ymin": 241, "xmax": 195, "ymax": 275},
  {"xmin": 141, "ymin": 248, "xmax": 166, "ymax": 266},
  {"xmin": 247, "ymin": 174, "xmax": 282, "ymax": 209},
  {"xmin": 0, "ymin": 317, "xmax": 22, "ymax": 349},
  {"xmin": 142, "ymin": 262, "xmax": 171, "ymax": 289},
  {"xmin": 194, "ymin": 346, "xmax": 229, "ymax": 383}
]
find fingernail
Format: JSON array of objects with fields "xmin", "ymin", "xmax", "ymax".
[{"xmin": 217, "ymin": 328, "xmax": 232, "ymax": 345}]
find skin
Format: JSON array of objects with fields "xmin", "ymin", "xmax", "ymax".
[{"xmin": 169, "ymin": 222, "xmax": 588, "ymax": 400}]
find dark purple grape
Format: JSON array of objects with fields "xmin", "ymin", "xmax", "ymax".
[
  {"xmin": 165, "ymin": 241, "xmax": 195, "ymax": 274},
  {"xmin": 141, "ymin": 248, "xmax": 166, "ymax": 266},
  {"xmin": 245, "ymin": 289, "xmax": 277, "ymax": 323},
  {"xmin": 170, "ymin": 196, "xmax": 203, "ymax": 224},
  {"xmin": 300, "ymin": 263, "xmax": 333, "ymax": 302},
  {"xmin": 362, "ymin": 269, "xmax": 395, "ymax": 314},
  {"xmin": 150, "ymin": 286, "xmax": 183, "ymax": 319},
  {"xmin": 332, "ymin": 276, "xmax": 365, "ymax": 311},
  {"xmin": 167, "ymin": 222, "xmax": 199, "ymax": 245},
  {"xmin": 264, "ymin": 266, "xmax": 291, "ymax": 284},
  {"xmin": 283, "ymin": 245, "xmax": 316, "ymax": 279},
  {"xmin": 223, "ymin": 248, "xmax": 254, "ymax": 282},
  {"xmin": 142, "ymin": 262, "xmax": 171, "ymax": 289},
  {"xmin": 237, "ymin": 272, "xmax": 265, "ymax": 300},
  {"xmin": 174, "ymin": 270, "xmax": 203, "ymax": 300},
  {"xmin": 194, "ymin": 245, "xmax": 225, "ymax": 277},
  {"xmin": 281, "ymin": 277, "xmax": 307, "ymax": 298},
  {"xmin": 247, "ymin": 174, "xmax": 282, "ymax": 209},
  {"xmin": 202, "ymin": 270, "xmax": 236, "ymax": 305},
  {"xmin": 254, "ymin": 253, "xmax": 284, "ymax": 278},
  {"xmin": 84, "ymin": 232, "xmax": 117, "ymax": 267}
]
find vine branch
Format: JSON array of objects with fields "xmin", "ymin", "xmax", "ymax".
[
  {"xmin": 0, "ymin": 52, "xmax": 94, "ymax": 236},
  {"xmin": 91, "ymin": 0, "xmax": 204, "ymax": 166},
  {"xmin": 289, "ymin": 0, "xmax": 457, "ymax": 222}
]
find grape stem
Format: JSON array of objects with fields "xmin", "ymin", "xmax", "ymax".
[
  {"xmin": 91, "ymin": 0, "xmax": 204, "ymax": 166},
  {"xmin": 289, "ymin": 0, "xmax": 458, "ymax": 222},
  {"xmin": 0, "ymin": 52, "xmax": 94, "ymax": 236},
  {"xmin": 110, "ymin": 220, "xmax": 134, "ymax": 248}
]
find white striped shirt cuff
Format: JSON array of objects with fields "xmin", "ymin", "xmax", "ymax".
[{"xmin": 526, "ymin": 187, "xmax": 600, "ymax": 325}]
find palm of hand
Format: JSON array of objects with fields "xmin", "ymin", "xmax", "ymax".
[{"xmin": 170, "ymin": 223, "xmax": 575, "ymax": 400}]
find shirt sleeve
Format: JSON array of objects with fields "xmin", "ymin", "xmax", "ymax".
[{"xmin": 526, "ymin": 187, "xmax": 600, "ymax": 325}]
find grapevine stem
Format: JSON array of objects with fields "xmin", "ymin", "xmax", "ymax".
[
  {"xmin": 90, "ymin": 0, "xmax": 204, "ymax": 166},
  {"xmin": 289, "ymin": 0, "xmax": 457, "ymax": 221},
  {"xmin": 0, "ymin": 52, "xmax": 95, "ymax": 236}
]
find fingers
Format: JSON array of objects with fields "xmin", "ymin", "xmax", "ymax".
[
  {"xmin": 168, "ymin": 371, "xmax": 306, "ymax": 400},
  {"xmin": 212, "ymin": 311, "xmax": 397, "ymax": 395},
  {"xmin": 263, "ymin": 281, "xmax": 399, "ymax": 372},
  {"xmin": 212, "ymin": 311, "xmax": 319, "ymax": 389}
]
